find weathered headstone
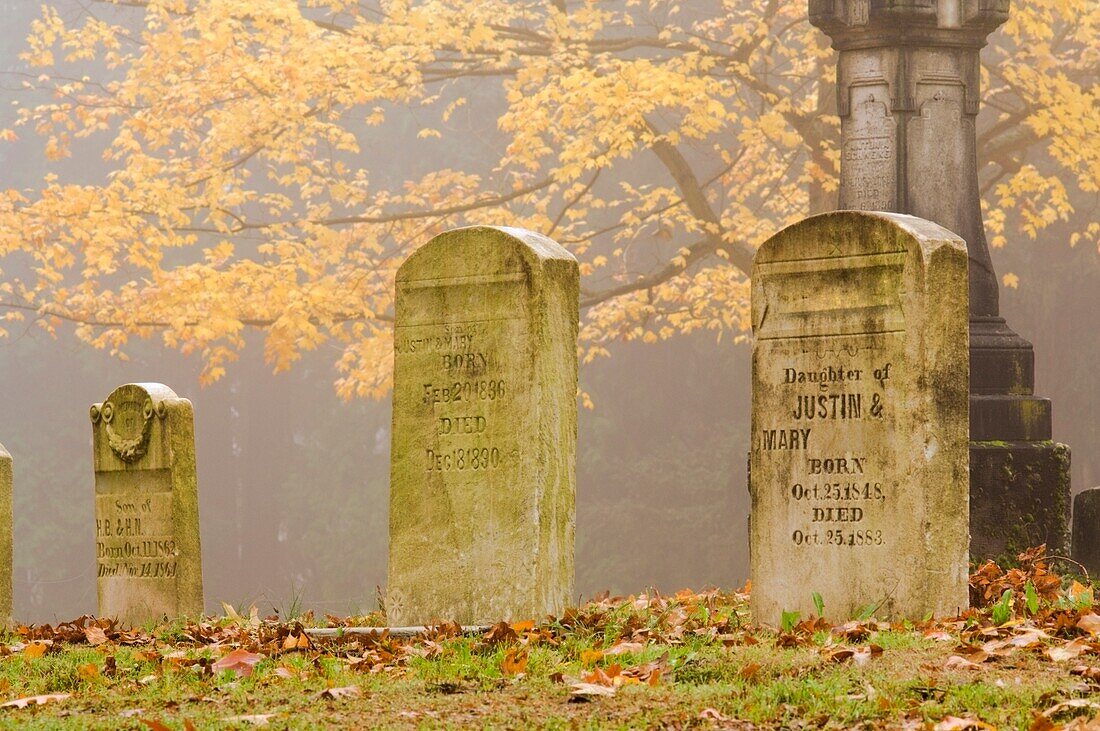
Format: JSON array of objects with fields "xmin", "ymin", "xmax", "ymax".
[
  {"xmin": 91, "ymin": 383, "xmax": 203, "ymax": 624},
  {"xmin": 750, "ymin": 211, "xmax": 969, "ymax": 623},
  {"xmin": 387, "ymin": 226, "xmax": 578, "ymax": 625},
  {"xmin": 809, "ymin": 0, "xmax": 1071, "ymax": 560},
  {"xmin": 0, "ymin": 444, "xmax": 11, "ymax": 626},
  {"xmin": 1072, "ymin": 488, "xmax": 1100, "ymax": 579}
]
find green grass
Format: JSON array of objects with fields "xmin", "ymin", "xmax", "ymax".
[{"xmin": 0, "ymin": 586, "xmax": 1096, "ymax": 729}]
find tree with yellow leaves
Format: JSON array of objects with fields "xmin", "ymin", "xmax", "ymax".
[{"xmin": 0, "ymin": 0, "xmax": 1095, "ymax": 398}]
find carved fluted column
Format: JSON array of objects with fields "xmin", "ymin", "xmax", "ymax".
[{"xmin": 809, "ymin": 0, "xmax": 1071, "ymax": 559}]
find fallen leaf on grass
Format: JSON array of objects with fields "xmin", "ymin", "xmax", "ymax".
[
  {"xmin": 77, "ymin": 663, "xmax": 100, "ymax": 681},
  {"xmin": 212, "ymin": 648, "xmax": 264, "ymax": 677},
  {"xmin": 139, "ymin": 721, "xmax": 172, "ymax": 731},
  {"xmin": 273, "ymin": 666, "xmax": 299, "ymax": 680},
  {"xmin": 944, "ymin": 655, "xmax": 985, "ymax": 671},
  {"xmin": 84, "ymin": 626, "xmax": 108, "ymax": 646},
  {"xmin": 1028, "ymin": 715, "xmax": 1057, "ymax": 731},
  {"xmin": 825, "ymin": 644, "xmax": 882, "ymax": 666},
  {"xmin": 281, "ymin": 633, "xmax": 311, "ymax": 651},
  {"xmin": 604, "ymin": 640, "xmax": 645, "ymax": 656},
  {"xmin": 482, "ymin": 621, "xmax": 518, "ymax": 645},
  {"xmin": 0, "ymin": 693, "xmax": 70, "ymax": 709},
  {"xmin": 1048, "ymin": 639, "xmax": 1092, "ymax": 662},
  {"xmin": 1070, "ymin": 666, "xmax": 1100, "ymax": 681},
  {"xmin": 1042, "ymin": 699, "xmax": 1100, "ymax": 718},
  {"xmin": 739, "ymin": 663, "xmax": 761, "ymax": 680},
  {"xmin": 569, "ymin": 682, "xmax": 616, "ymax": 701},
  {"xmin": 118, "ymin": 708, "xmax": 145, "ymax": 718},
  {"xmin": 224, "ymin": 714, "xmax": 276, "ymax": 726},
  {"xmin": 934, "ymin": 715, "xmax": 995, "ymax": 730},
  {"xmin": 501, "ymin": 647, "xmax": 528, "ymax": 676},
  {"xmin": 316, "ymin": 686, "xmax": 360, "ymax": 700},
  {"xmin": 1078, "ymin": 614, "xmax": 1100, "ymax": 637},
  {"xmin": 22, "ymin": 641, "xmax": 50, "ymax": 659}
]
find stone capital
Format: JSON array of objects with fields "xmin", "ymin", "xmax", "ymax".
[{"xmin": 809, "ymin": 0, "xmax": 1009, "ymax": 43}]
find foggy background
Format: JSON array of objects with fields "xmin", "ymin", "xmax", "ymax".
[{"xmin": 0, "ymin": 1, "xmax": 1096, "ymax": 622}]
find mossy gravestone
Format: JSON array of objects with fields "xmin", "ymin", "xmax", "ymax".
[
  {"xmin": 750, "ymin": 212, "xmax": 969, "ymax": 624},
  {"xmin": 388, "ymin": 226, "xmax": 578, "ymax": 625},
  {"xmin": 92, "ymin": 383, "xmax": 203, "ymax": 624}
]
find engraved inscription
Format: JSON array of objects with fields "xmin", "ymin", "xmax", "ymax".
[
  {"xmin": 95, "ymin": 489, "xmax": 177, "ymax": 580},
  {"xmin": 392, "ymin": 271, "xmax": 530, "ymax": 551},
  {"xmin": 840, "ymin": 90, "xmax": 897, "ymax": 211},
  {"xmin": 755, "ymin": 344, "xmax": 897, "ymax": 549}
]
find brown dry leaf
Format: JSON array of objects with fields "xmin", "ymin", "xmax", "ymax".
[
  {"xmin": 1078, "ymin": 614, "xmax": 1100, "ymax": 637},
  {"xmin": 317, "ymin": 686, "xmax": 361, "ymax": 700},
  {"xmin": 224, "ymin": 714, "xmax": 276, "ymax": 726},
  {"xmin": 501, "ymin": 647, "xmax": 528, "ymax": 676},
  {"xmin": 1071, "ymin": 665, "xmax": 1100, "ymax": 681},
  {"xmin": 1008, "ymin": 628, "xmax": 1050, "ymax": 648},
  {"xmin": 281, "ymin": 633, "xmax": 311, "ymax": 651},
  {"xmin": 212, "ymin": 648, "xmax": 264, "ymax": 677},
  {"xmin": 621, "ymin": 652, "xmax": 669, "ymax": 686},
  {"xmin": 22, "ymin": 641, "xmax": 50, "ymax": 659},
  {"xmin": 699, "ymin": 708, "xmax": 730, "ymax": 722},
  {"xmin": 84, "ymin": 626, "xmax": 109, "ymax": 646},
  {"xmin": 569, "ymin": 682, "xmax": 617, "ymax": 700},
  {"xmin": 77, "ymin": 663, "xmax": 100, "ymax": 681},
  {"xmin": 833, "ymin": 621, "xmax": 872, "ymax": 641},
  {"xmin": 1062, "ymin": 715, "xmax": 1100, "ymax": 731},
  {"xmin": 944, "ymin": 655, "xmax": 984, "ymax": 671},
  {"xmin": 1048, "ymin": 638, "xmax": 1092, "ymax": 662},
  {"xmin": 1046, "ymin": 700, "xmax": 1100, "ymax": 715},
  {"xmin": 853, "ymin": 644, "xmax": 884, "ymax": 667},
  {"xmin": 139, "ymin": 721, "xmax": 172, "ymax": 731},
  {"xmin": 0, "ymin": 693, "xmax": 70, "ymax": 710},
  {"xmin": 604, "ymin": 641, "xmax": 645, "ymax": 657},
  {"xmin": 510, "ymin": 620, "xmax": 536, "ymax": 633},
  {"xmin": 482, "ymin": 621, "xmax": 518, "ymax": 646},
  {"xmin": 1029, "ymin": 714, "xmax": 1058, "ymax": 731},
  {"xmin": 934, "ymin": 716, "xmax": 994, "ymax": 730},
  {"xmin": 273, "ymin": 666, "xmax": 299, "ymax": 680},
  {"xmin": 924, "ymin": 629, "xmax": 954, "ymax": 642},
  {"xmin": 739, "ymin": 662, "xmax": 761, "ymax": 680},
  {"xmin": 583, "ymin": 663, "xmax": 622, "ymax": 687}
]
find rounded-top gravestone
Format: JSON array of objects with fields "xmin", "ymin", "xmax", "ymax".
[
  {"xmin": 750, "ymin": 211, "xmax": 969, "ymax": 624},
  {"xmin": 387, "ymin": 226, "xmax": 578, "ymax": 626},
  {"xmin": 91, "ymin": 383, "xmax": 203, "ymax": 624}
]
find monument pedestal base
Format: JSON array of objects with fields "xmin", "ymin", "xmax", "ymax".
[
  {"xmin": 967, "ymin": 316, "xmax": 1071, "ymax": 562},
  {"xmin": 969, "ymin": 440, "xmax": 1071, "ymax": 561}
]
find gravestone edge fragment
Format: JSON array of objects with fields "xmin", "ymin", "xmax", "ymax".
[
  {"xmin": 0, "ymin": 443, "xmax": 11, "ymax": 626},
  {"xmin": 1072, "ymin": 487, "xmax": 1100, "ymax": 580}
]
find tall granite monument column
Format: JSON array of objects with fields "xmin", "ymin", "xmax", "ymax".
[{"xmin": 808, "ymin": 0, "xmax": 1071, "ymax": 559}]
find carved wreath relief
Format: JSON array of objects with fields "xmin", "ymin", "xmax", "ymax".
[{"xmin": 91, "ymin": 391, "xmax": 166, "ymax": 463}]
